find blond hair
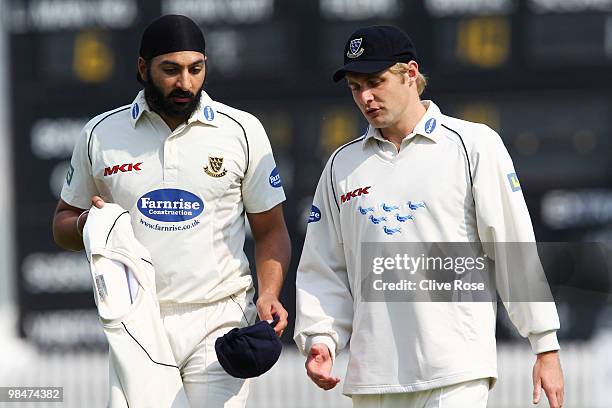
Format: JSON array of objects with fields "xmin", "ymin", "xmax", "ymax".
[{"xmin": 388, "ymin": 62, "xmax": 427, "ymax": 96}]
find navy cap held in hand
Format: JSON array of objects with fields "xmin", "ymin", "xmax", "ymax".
[
  {"xmin": 215, "ymin": 316, "xmax": 282, "ymax": 379},
  {"xmin": 333, "ymin": 25, "xmax": 417, "ymax": 82}
]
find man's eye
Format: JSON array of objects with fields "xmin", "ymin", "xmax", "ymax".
[{"xmin": 164, "ymin": 68, "xmax": 177, "ymax": 74}]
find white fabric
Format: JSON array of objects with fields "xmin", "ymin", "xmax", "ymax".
[
  {"xmin": 63, "ymin": 90, "xmax": 285, "ymax": 303},
  {"xmin": 351, "ymin": 379, "xmax": 489, "ymax": 408},
  {"xmin": 92, "ymin": 257, "xmax": 136, "ymax": 321},
  {"xmin": 294, "ymin": 101, "xmax": 560, "ymax": 395},
  {"xmin": 83, "ymin": 204, "xmax": 189, "ymax": 408},
  {"xmin": 160, "ymin": 288, "xmax": 257, "ymax": 407}
]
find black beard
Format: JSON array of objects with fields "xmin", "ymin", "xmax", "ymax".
[{"xmin": 143, "ymin": 76, "xmax": 203, "ymax": 123}]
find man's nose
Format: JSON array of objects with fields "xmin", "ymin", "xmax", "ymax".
[
  {"xmin": 176, "ymin": 70, "xmax": 192, "ymax": 91},
  {"xmin": 359, "ymin": 89, "xmax": 374, "ymax": 106}
]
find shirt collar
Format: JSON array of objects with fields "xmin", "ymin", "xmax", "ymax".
[
  {"xmin": 188, "ymin": 91, "xmax": 219, "ymax": 127},
  {"xmin": 362, "ymin": 100, "xmax": 442, "ymax": 147},
  {"xmin": 129, "ymin": 90, "xmax": 219, "ymax": 128},
  {"xmin": 129, "ymin": 90, "xmax": 148, "ymax": 128}
]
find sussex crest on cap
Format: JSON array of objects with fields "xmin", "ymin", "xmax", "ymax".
[{"xmin": 347, "ymin": 38, "xmax": 364, "ymax": 59}]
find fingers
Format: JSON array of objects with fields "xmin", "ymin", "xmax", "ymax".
[
  {"xmin": 533, "ymin": 376, "xmax": 541, "ymax": 404},
  {"xmin": 272, "ymin": 305, "xmax": 289, "ymax": 337},
  {"xmin": 256, "ymin": 302, "xmax": 273, "ymax": 321},
  {"xmin": 306, "ymin": 369, "xmax": 340, "ymax": 390},
  {"xmin": 91, "ymin": 195, "xmax": 106, "ymax": 208},
  {"xmin": 541, "ymin": 382, "xmax": 564, "ymax": 408},
  {"xmin": 543, "ymin": 385, "xmax": 561, "ymax": 408},
  {"xmin": 533, "ymin": 351, "xmax": 564, "ymax": 407},
  {"xmin": 305, "ymin": 360, "xmax": 340, "ymax": 390},
  {"xmin": 257, "ymin": 296, "xmax": 289, "ymax": 337}
]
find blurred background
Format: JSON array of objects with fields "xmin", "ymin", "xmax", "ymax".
[{"xmin": 1, "ymin": 0, "xmax": 612, "ymax": 406}]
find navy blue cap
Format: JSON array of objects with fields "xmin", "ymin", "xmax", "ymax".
[
  {"xmin": 215, "ymin": 317, "xmax": 282, "ymax": 379},
  {"xmin": 333, "ymin": 25, "xmax": 417, "ymax": 82}
]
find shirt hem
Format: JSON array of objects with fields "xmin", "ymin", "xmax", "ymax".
[{"xmin": 342, "ymin": 369, "xmax": 497, "ymax": 395}]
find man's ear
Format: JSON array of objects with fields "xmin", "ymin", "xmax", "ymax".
[{"xmin": 137, "ymin": 57, "xmax": 148, "ymax": 81}]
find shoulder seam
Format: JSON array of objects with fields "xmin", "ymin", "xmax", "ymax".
[
  {"xmin": 87, "ymin": 106, "xmax": 130, "ymax": 166},
  {"xmin": 441, "ymin": 123, "xmax": 474, "ymax": 191},
  {"xmin": 217, "ymin": 111, "xmax": 250, "ymax": 175},
  {"xmin": 329, "ymin": 136, "xmax": 365, "ymax": 211}
]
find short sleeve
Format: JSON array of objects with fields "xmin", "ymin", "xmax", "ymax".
[
  {"xmin": 241, "ymin": 117, "xmax": 286, "ymax": 213},
  {"xmin": 60, "ymin": 126, "xmax": 99, "ymax": 209}
]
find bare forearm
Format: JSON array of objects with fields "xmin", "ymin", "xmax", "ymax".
[
  {"xmin": 255, "ymin": 228, "xmax": 291, "ymax": 297},
  {"xmin": 53, "ymin": 209, "xmax": 86, "ymax": 251}
]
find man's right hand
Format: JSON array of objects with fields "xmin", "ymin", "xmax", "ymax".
[
  {"xmin": 305, "ymin": 343, "xmax": 340, "ymax": 390},
  {"xmin": 76, "ymin": 196, "xmax": 106, "ymax": 235},
  {"xmin": 53, "ymin": 196, "xmax": 107, "ymax": 251},
  {"xmin": 92, "ymin": 195, "xmax": 106, "ymax": 208}
]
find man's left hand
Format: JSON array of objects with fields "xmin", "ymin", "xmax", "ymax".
[
  {"xmin": 256, "ymin": 293, "xmax": 288, "ymax": 337},
  {"xmin": 532, "ymin": 350, "xmax": 564, "ymax": 408}
]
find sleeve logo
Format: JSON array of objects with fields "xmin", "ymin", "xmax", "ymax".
[
  {"xmin": 507, "ymin": 172, "xmax": 521, "ymax": 192},
  {"xmin": 269, "ymin": 167, "xmax": 282, "ymax": 188},
  {"xmin": 66, "ymin": 163, "xmax": 75, "ymax": 185},
  {"xmin": 308, "ymin": 205, "xmax": 321, "ymax": 223}
]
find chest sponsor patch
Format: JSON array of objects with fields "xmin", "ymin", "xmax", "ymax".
[
  {"xmin": 269, "ymin": 167, "xmax": 282, "ymax": 188},
  {"xmin": 341, "ymin": 186, "xmax": 371, "ymax": 204},
  {"xmin": 104, "ymin": 162, "xmax": 142, "ymax": 177},
  {"xmin": 138, "ymin": 189, "xmax": 204, "ymax": 222},
  {"xmin": 507, "ymin": 172, "xmax": 521, "ymax": 192}
]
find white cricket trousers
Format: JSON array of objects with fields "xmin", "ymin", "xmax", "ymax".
[
  {"xmin": 160, "ymin": 287, "xmax": 257, "ymax": 408},
  {"xmin": 351, "ymin": 378, "xmax": 489, "ymax": 408}
]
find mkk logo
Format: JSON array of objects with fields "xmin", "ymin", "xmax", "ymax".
[
  {"xmin": 104, "ymin": 162, "xmax": 142, "ymax": 177},
  {"xmin": 341, "ymin": 186, "xmax": 371, "ymax": 204}
]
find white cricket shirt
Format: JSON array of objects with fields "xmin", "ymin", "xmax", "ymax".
[
  {"xmin": 62, "ymin": 90, "xmax": 286, "ymax": 304},
  {"xmin": 294, "ymin": 101, "xmax": 560, "ymax": 395}
]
